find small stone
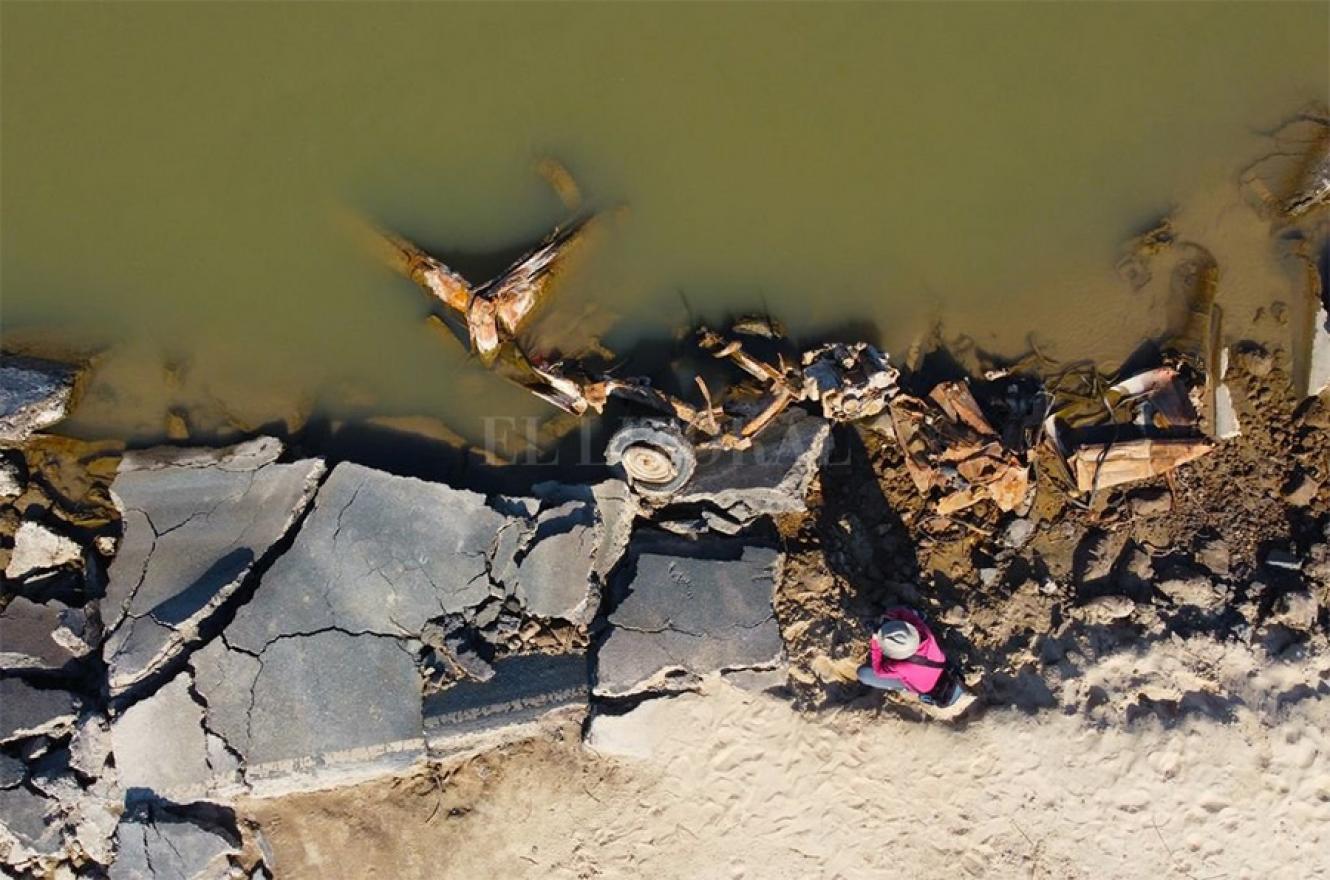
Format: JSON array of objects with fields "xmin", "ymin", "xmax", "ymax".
[
  {"xmin": 940, "ymin": 605, "xmax": 969, "ymax": 625},
  {"xmin": 1271, "ymin": 590, "xmax": 1319, "ymax": 631},
  {"xmin": 1156, "ymin": 573, "xmax": 1221, "ymax": 609},
  {"xmin": 1283, "ymin": 472, "xmax": 1320, "ymax": 507},
  {"xmin": 1001, "ymin": 518, "xmax": 1035, "ymax": 549},
  {"xmin": 1040, "ymin": 580, "xmax": 1061, "ymax": 596},
  {"xmin": 5, "ymin": 520, "xmax": 82, "ymax": 580},
  {"xmin": 1080, "ymin": 594, "xmax": 1136, "ymax": 622},
  {"xmin": 0, "ymin": 457, "xmax": 23, "ymax": 499},
  {"xmin": 1195, "ymin": 537, "xmax": 1231, "ymax": 576},
  {"xmin": 1264, "ymin": 547, "xmax": 1302, "ymax": 571},
  {"xmin": 94, "ymin": 535, "xmax": 118, "ymax": 557},
  {"xmin": 1127, "ymin": 487, "xmax": 1172, "ymax": 518},
  {"xmin": 979, "ymin": 567, "xmax": 999, "ymax": 587}
]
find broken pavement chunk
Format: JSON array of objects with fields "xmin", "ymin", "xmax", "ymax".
[
  {"xmin": 0, "ymin": 784, "xmax": 65, "ymax": 862},
  {"xmin": 0, "ymin": 678, "xmax": 78, "ymax": 744},
  {"xmin": 100, "ymin": 438, "xmax": 325, "ymax": 694},
  {"xmin": 0, "ymin": 354, "xmax": 83, "ymax": 444},
  {"xmin": 109, "ymin": 806, "xmax": 240, "ymax": 880},
  {"xmin": 0, "ymin": 597, "xmax": 95, "ymax": 672},
  {"xmin": 594, "ymin": 537, "xmax": 783, "ymax": 698},
  {"xmin": 424, "ymin": 652, "xmax": 588, "ymax": 750},
  {"xmin": 219, "ymin": 462, "xmax": 502, "ymax": 654},
  {"xmin": 662, "ymin": 409, "xmax": 831, "ymax": 532},
  {"xmin": 4, "ymin": 521, "xmax": 83, "ymax": 581},
  {"xmin": 110, "ymin": 671, "xmax": 213, "ymax": 799}
]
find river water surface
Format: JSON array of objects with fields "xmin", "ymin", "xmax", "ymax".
[{"xmin": 2, "ymin": 2, "xmax": 1327, "ymax": 443}]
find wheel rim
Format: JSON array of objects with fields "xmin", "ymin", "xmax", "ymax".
[{"xmin": 621, "ymin": 443, "xmax": 678, "ymax": 486}]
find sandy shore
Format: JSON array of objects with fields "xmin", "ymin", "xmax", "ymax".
[{"xmin": 247, "ymin": 633, "xmax": 1330, "ymax": 879}]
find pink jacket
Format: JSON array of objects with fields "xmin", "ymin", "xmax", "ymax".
[{"xmin": 870, "ymin": 608, "xmax": 946, "ymax": 695}]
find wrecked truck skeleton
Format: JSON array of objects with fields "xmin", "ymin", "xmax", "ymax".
[
  {"xmin": 380, "ymin": 219, "xmax": 900, "ymax": 490},
  {"xmin": 376, "ymin": 207, "xmax": 1220, "ymax": 509}
]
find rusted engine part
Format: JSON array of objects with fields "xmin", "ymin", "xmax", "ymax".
[
  {"xmin": 1041, "ymin": 362, "xmax": 1212, "ymax": 497},
  {"xmin": 887, "ymin": 381, "xmax": 1030, "ymax": 516},
  {"xmin": 696, "ymin": 330, "xmax": 899, "ymax": 443}
]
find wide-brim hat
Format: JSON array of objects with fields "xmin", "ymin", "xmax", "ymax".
[{"xmin": 878, "ymin": 620, "xmax": 920, "ymax": 660}]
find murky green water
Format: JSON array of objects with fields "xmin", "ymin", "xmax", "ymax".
[{"xmin": 2, "ymin": 2, "xmax": 1326, "ymax": 444}]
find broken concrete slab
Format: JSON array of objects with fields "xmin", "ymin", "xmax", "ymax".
[
  {"xmin": 110, "ymin": 671, "xmax": 213, "ymax": 800},
  {"xmin": 110, "ymin": 808, "xmax": 240, "ymax": 880},
  {"xmin": 0, "ymin": 784, "xmax": 65, "ymax": 862},
  {"xmin": 595, "ymin": 536, "xmax": 783, "ymax": 697},
  {"xmin": 0, "ymin": 753, "xmax": 25, "ymax": 789},
  {"xmin": 100, "ymin": 438, "xmax": 325, "ymax": 694},
  {"xmin": 0, "ymin": 354, "xmax": 82, "ymax": 444},
  {"xmin": 110, "ymin": 461, "xmax": 621, "ymax": 799},
  {"xmin": 208, "ymin": 631, "xmax": 426, "ymax": 797},
  {"xmin": 4, "ymin": 521, "xmax": 83, "ymax": 581},
  {"xmin": 423, "ymin": 652, "xmax": 588, "ymax": 750},
  {"xmin": 663, "ymin": 410, "xmax": 830, "ymax": 532},
  {"xmin": 219, "ymin": 462, "xmax": 503, "ymax": 655},
  {"xmin": 509, "ymin": 502, "xmax": 600, "ymax": 623},
  {"xmin": 0, "ymin": 598, "xmax": 96, "ymax": 672},
  {"xmin": 0, "ymin": 678, "xmax": 78, "ymax": 744}
]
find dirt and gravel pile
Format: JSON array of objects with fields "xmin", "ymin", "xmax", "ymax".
[{"xmin": 774, "ymin": 351, "xmax": 1330, "ymax": 714}]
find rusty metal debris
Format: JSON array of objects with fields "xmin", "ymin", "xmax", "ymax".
[
  {"xmin": 1042, "ymin": 363, "xmax": 1213, "ymax": 497},
  {"xmin": 369, "ymin": 168, "xmax": 1235, "ymax": 511},
  {"xmin": 888, "ymin": 381, "xmax": 1030, "ymax": 515}
]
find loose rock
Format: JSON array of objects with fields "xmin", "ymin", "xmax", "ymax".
[
  {"xmin": 5, "ymin": 521, "xmax": 82, "ymax": 580},
  {"xmin": 0, "ymin": 678, "xmax": 78, "ymax": 743},
  {"xmin": 0, "ymin": 354, "xmax": 82, "ymax": 444}
]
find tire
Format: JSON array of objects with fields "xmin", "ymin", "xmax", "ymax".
[{"xmin": 605, "ymin": 418, "xmax": 697, "ymax": 497}]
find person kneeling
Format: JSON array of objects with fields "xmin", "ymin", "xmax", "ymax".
[{"xmin": 857, "ymin": 607, "xmax": 964, "ymax": 708}]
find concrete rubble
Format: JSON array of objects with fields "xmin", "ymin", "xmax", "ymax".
[
  {"xmin": 100, "ymin": 438, "xmax": 325, "ymax": 694},
  {"xmin": 111, "ymin": 461, "xmax": 632, "ymax": 800},
  {"xmin": 109, "ymin": 805, "xmax": 241, "ymax": 880},
  {"xmin": 594, "ymin": 534, "xmax": 784, "ymax": 698},
  {"xmin": 5, "ymin": 521, "xmax": 83, "ymax": 581},
  {"xmin": 657, "ymin": 409, "xmax": 831, "ymax": 534},
  {"xmin": 0, "ymin": 354, "xmax": 83, "ymax": 444},
  {"xmin": 0, "ymin": 597, "xmax": 96, "ymax": 672},
  {"xmin": 0, "ymin": 678, "xmax": 78, "ymax": 744}
]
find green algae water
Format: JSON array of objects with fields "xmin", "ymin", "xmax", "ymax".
[{"xmin": 2, "ymin": 2, "xmax": 1327, "ymax": 443}]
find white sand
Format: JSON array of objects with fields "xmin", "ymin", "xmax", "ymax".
[{"xmin": 252, "ymin": 638, "xmax": 1330, "ymax": 879}]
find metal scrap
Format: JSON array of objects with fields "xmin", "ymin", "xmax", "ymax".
[
  {"xmin": 1042, "ymin": 362, "xmax": 1213, "ymax": 496},
  {"xmin": 888, "ymin": 380, "xmax": 1030, "ymax": 515}
]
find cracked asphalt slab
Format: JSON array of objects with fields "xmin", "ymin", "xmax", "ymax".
[
  {"xmin": 106, "ymin": 457, "xmax": 644, "ymax": 800},
  {"xmin": 100, "ymin": 438, "xmax": 325, "ymax": 694},
  {"xmin": 595, "ymin": 536, "xmax": 784, "ymax": 698}
]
